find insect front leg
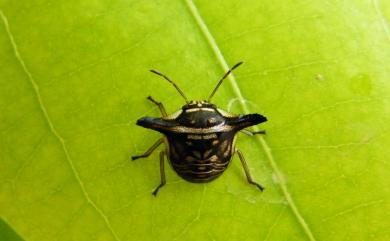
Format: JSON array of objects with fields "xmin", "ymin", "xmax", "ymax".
[
  {"xmin": 147, "ymin": 96, "xmax": 167, "ymax": 117},
  {"xmin": 132, "ymin": 138, "xmax": 163, "ymax": 161},
  {"xmin": 235, "ymin": 149, "xmax": 264, "ymax": 191},
  {"xmin": 240, "ymin": 129, "xmax": 266, "ymax": 136},
  {"xmin": 152, "ymin": 151, "xmax": 166, "ymax": 196}
]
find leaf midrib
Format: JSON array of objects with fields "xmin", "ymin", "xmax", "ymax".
[{"xmin": 183, "ymin": 1, "xmax": 317, "ymax": 241}]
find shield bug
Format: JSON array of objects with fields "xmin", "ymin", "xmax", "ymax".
[{"xmin": 132, "ymin": 62, "xmax": 267, "ymax": 196}]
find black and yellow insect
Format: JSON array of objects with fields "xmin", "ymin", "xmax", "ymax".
[{"xmin": 132, "ymin": 62, "xmax": 267, "ymax": 196}]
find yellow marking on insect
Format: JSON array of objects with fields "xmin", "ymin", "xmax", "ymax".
[
  {"xmin": 185, "ymin": 141, "xmax": 193, "ymax": 146},
  {"xmin": 196, "ymin": 173, "xmax": 209, "ymax": 178},
  {"xmin": 185, "ymin": 107, "xmax": 215, "ymax": 113},
  {"xmin": 187, "ymin": 133, "xmax": 217, "ymax": 140},
  {"xmin": 223, "ymin": 148, "xmax": 231, "ymax": 157},
  {"xmin": 185, "ymin": 156, "xmax": 196, "ymax": 162},
  {"xmin": 212, "ymin": 140, "xmax": 219, "ymax": 146},
  {"xmin": 203, "ymin": 133, "xmax": 217, "ymax": 139},
  {"xmin": 187, "ymin": 134, "xmax": 202, "ymax": 140},
  {"xmin": 207, "ymin": 117, "xmax": 217, "ymax": 125},
  {"xmin": 192, "ymin": 151, "xmax": 202, "ymax": 159},
  {"xmin": 222, "ymin": 143, "xmax": 231, "ymax": 157},
  {"xmin": 208, "ymin": 155, "xmax": 218, "ymax": 162},
  {"xmin": 203, "ymin": 149, "xmax": 213, "ymax": 158},
  {"xmin": 165, "ymin": 123, "xmax": 234, "ymax": 133},
  {"xmin": 185, "ymin": 108, "xmax": 200, "ymax": 113},
  {"xmin": 220, "ymin": 140, "xmax": 228, "ymax": 151}
]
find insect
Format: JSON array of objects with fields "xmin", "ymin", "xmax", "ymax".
[{"xmin": 132, "ymin": 62, "xmax": 267, "ymax": 196}]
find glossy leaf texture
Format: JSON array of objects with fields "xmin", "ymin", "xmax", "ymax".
[{"xmin": 1, "ymin": 1, "xmax": 389, "ymax": 241}]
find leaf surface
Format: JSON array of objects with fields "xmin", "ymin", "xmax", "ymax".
[{"xmin": 1, "ymin": 1, "xmax": 389, "ymax": 241}]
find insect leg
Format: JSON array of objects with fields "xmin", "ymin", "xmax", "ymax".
[
  {"xmin": 147, "ymin": 95, "xmax": 167, "ymax": 117},
  {"xmin": 152, "ymin": 151, "xmax": 166, "ymax": 196},
  {"xmin": 235, "ymin": 149, "xmax": 264, "ymax": 191},
  {"xmin": 132, "ymin": 138, "xmax": 164, "ymax": 161},
  {"xmin": 240, "ymin": 129, "xmax": 266, "ymax": 136}
]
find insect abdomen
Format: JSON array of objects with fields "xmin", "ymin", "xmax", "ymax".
[
  {"xmin": 171, "ymin": 155, "xmax": 230, "ymax": 182},
  {"xmin": 167, "ymin": 133, "xmax": 234, "ymax": 182}
]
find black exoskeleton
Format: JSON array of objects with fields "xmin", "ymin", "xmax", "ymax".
[{"xmin": 132, "ymin": 62, "xmax": 267, "ymax": 196}]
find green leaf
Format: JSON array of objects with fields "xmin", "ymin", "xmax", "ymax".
[
  {"xmin": 0, "ymin": 218, "xmax": 26, "ymax": 241},
  {"xmin": 1, "ymin": 0, "xmax": 389, "ymax": 241}
]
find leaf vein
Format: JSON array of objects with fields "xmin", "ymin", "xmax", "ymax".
[
  {"xmin": 183, "ymin": 1, "xmax": 317, "ymax": 241},
  {"xmin": 273, "ymin": 97, "xmax": 382, "ymax": 132},
  {"xmin": 222, "ymin": 14, "xmax": 322, "ymax": 43},
  {"xmin": 321, "ymin": 199, "xmax": 384, "ymax": 222},
  {"xmin": 0, "ymin": 10, "xmax": 122, "ymax": 241},
  {"xmin": 263, "ymin": 207, "xmax": 286, "ymax": 241},
  {"xmin": 240, "ymin": 59, "xmax": 332, "ymax": 77},
  {"xmin": 373, "ymin": 0, "xmax": 390, "ymax": 41},
  {"xmin": 173, "ymin": 185, "xmax": 206, "ymax": 241}
]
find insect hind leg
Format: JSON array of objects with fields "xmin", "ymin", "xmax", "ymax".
[
  {"xmin": 236, "ymin": 149, "xmax": 264, "ymax": 191},
  {"xmin": 147, "ymin": 96, "xmax": 167, "ymax": 117},
  {"xmin": 152, "ymin": 151, "xmax": 167, "ymax": 196}
]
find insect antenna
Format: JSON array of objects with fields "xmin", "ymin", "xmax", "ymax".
[
  {"xmin": 150, "ymin": 69, "xmax": 189, "ymax": 104},
  {"xmin": 207, "ymin": 62, "xmax": 243, "ymax": 102}
]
